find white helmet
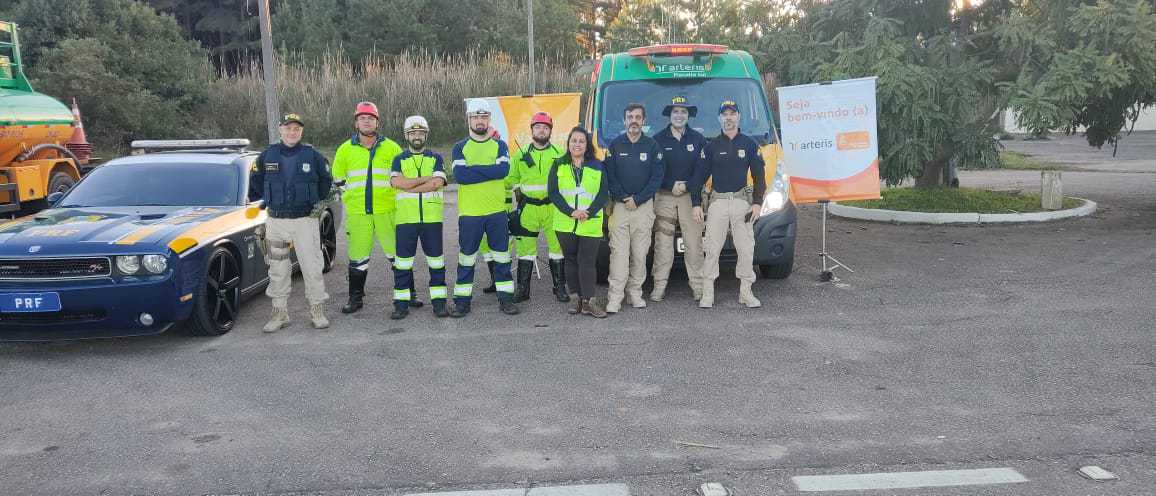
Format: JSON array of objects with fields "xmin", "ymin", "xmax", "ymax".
[
  {"xmin": 465, "ymin": 98, "xmax": 492, "ymax": 116},
  {"xmin": 403, "ymin": 115, "xmax": 429, "ymax": 132}
]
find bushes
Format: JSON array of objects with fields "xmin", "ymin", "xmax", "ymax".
[
  {"xmin": 199, "ymin": 51, "xmax": 585, "ymax": 148},
  {"xmin": 14, "ymin": 0, "xmax": 209, "ymax": 148}
]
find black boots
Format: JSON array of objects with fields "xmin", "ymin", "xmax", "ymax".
[
  {"xmin": 342, "ymin": 267, "xmax": 367, "ymax": 314},
  {"xmin": 482, "ymin": 260, "xmax": 498, "ymax": 294},
  {"xmin": 408, "ymin": 280, "xmax": 424, "ymax": 308},
  {"xmin": 514, "ymin": 259, "xmax": 534, "ymax": 303},
  {"xmin": 548, "ymin": 259, "xmax": 570, "ymax": 302},
  {"xmin": 450, "ymin": 300, "xmax": 471, "ymax": 318},
  {"xmin": 498, "ymin": 293, "xmax": 520, "ymax": 315},
  {"xmin": 432, "ymin": 299, "xmax": 450, "ymax": 318},
  {"xmin": 389, "ymin": 301, "xmax": 408, "ymax": 320}
]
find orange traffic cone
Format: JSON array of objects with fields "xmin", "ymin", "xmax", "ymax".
[{"xmin": 65, "ymin": 98, "xmax": 92, "ymax": 165}]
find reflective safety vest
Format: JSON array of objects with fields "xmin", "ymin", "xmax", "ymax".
[
  {"xmin": 392, "ymin": 149, "xmax": 446, "ymax": 224},
  {"xmin": 332, "ymin": 134, "xmax": 403, "ymax": 215},
  {"xmin": 510, "ymin": 143, "xmax": 564, "ymax": 203},
  {"xmin": 552, "ymin": 159, "xmax": 606, "ymax": 238},
  {"xmin": 452, "ymin": 137, "xmax": 510, "ymax": 217}
]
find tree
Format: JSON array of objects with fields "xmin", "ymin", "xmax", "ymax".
[
  {"xmin": 751, "ymin": 0, "xmax": 1016, "ymax": 186},
  {"xmin": 604, "ymin": 0, "xmax": 764, "ymax": 52},
  {"xmin": 149, "ymin": 0, "xmax": 260, "ymax": 74},
  {"xmin": 998, "ymin": 0, "xmax": 1156, "ymax": 150},
  {"xmin": 12, "ymin": 0, "xmax": 209, "ymax": 148}
]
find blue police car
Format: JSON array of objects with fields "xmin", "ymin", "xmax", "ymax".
[{"xmin": 0, "ymin": 140, "xmax": 340, "ymax": 341}]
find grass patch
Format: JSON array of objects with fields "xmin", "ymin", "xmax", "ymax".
[
  {"xmin": 996, "ymin": 151, "xmax": 1068, "ymax": 171},
  {"xmin": 841, "ymin": 187, "xmax": 1082, "ymax": 213}
]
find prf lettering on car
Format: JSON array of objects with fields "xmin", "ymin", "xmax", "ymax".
[{"xmin": 584, "ymin": 43, "xmax": 797, "ymax": 279}]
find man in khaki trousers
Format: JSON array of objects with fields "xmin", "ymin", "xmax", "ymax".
[
  {"xmin": 691, "ymin": 101, "xmax": 766, "ymax": 309},
  {"xmin": 651, "ymin": 96, "xmax": 708, "ymax": 301},
  {"xmin": 604, "ymin": 103, "xmax": 665, "ymax": 313},
  {"xmin": 249, "ymin": 113, "xmax": 333, "ymax": 332}
]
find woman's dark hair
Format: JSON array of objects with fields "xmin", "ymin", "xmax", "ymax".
[{"xmin": 565, "ymin": 126, "xmax": 597, "ymax": 163}]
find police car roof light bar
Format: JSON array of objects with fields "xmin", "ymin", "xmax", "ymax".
[
  {"xmin": 130, "ymin": 139, "xmax": 251, "ymax": 151},
  {"xmin": 627, "ymin": 44, "xmax": 728, "ymax": 57}
]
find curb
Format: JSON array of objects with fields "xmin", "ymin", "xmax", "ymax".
[{"xmin": 828, "ymin": 198, "xmax": 1097, "ymax": 224}]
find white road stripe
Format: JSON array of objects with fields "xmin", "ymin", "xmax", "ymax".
[
  {"xmin": 793, "ymin": 467, "xmax": 1028, "ymax": 492},
  {"xmin": 406, "ymin": 483, "xmax": 630, "ymax": 496}
]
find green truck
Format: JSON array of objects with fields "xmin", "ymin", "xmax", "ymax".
[{"xmin": 586, "ymin": 43, "xmax": 796, "ymax": 279}]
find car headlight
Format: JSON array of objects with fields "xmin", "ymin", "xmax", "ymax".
[
  {"xmin": 142, "ymin": 254, "xmax": 168, "ymax": 274},
  {"xmin": 760, "ymin": 169, "xmax": 790, "ymax": 216},
  {"xmin": 116, "ymin": 255, "xmax": 140, "ymax": 274}
]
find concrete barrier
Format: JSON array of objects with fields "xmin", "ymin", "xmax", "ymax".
[{"xmin": 829, "ymin": 198, "xmax": 1097, "ymax": 224}]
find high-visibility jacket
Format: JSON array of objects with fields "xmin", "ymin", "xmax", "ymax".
[
  {"xmin": 509, "ymin": 143, "xmax": 564, "ymax": 203},
  {"xmin": 548, "ymin": 157, "xmax": 609, "ymax": 238},
  {"xmin": 391, "ymin": 149, "xmax": 446, "ymax": 224},
  {"xmin": 451, "ymin": 137, "xmax": 510, "ymax": 217},
  {"xmin": 332, "ymin": 134, "xmax": 403, "ymax": 215}
]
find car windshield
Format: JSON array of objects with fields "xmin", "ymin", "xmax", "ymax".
[
  {"xmin": 597, "ymin": 78, "xmax": 776, "ymax": 147},
  {"xmin": 59, "ymin": 162, "xmax": 240, "ymax": 207}
]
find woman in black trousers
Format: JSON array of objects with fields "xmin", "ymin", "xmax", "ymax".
[{"xmin": 548, "ymin": 126, "xmax": 609, "ymax": 317}]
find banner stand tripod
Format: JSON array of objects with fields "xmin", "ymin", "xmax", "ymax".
[{"xmin": 818, "ymin": 200, "xmax": 853, "ymax": 282}]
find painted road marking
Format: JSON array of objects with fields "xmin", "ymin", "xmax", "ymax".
[
  {"xmin": 793, "ymin": 467, "xmax": 1028, "ymax": 492},
  {"xmin": 406, "ymin": 483, "xmax": 630, "ymax": 496}
]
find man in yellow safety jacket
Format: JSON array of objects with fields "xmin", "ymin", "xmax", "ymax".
[
  {"xmin": 332, "ymin": 101, "xmax": 421, "ymax": 314},
  {"xmin": 508, "ymin": 111, "xmax": 569, "ymax": 303}
]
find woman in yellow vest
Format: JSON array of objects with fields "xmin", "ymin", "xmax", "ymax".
[{"xmin": 548, "ymin": 126, "xmax": 610, "ymax": 318}]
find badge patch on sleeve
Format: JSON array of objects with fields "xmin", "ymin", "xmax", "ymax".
[{"xmin": 264, "ymin": 162, "xmax": 280, "ymax": 172}]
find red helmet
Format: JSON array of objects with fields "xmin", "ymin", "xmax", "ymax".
[
  {"xmin": 354, "ymin": 101, "xmax": 379, "ymax": 120},
  {"xmin": 530, "ymin": 111, "xmax": 553, "ymax": 128}
]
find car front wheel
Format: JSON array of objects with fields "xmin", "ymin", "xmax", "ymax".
[{"xmin": 186, "ymin": 247, "xmax": 241, "ymax": 336}]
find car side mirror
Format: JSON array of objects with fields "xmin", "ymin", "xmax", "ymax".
[{"xmin": 46, "ymin": 191, "xmax": 66, "ymax": 206}]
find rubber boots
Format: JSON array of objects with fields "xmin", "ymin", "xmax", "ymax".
[
  {"xmin": 341, "ymin": 267, "xmax": 367, "ymax": 314},
  {"xmin": 389, "ymin": 301, "xmax": 409, "ymax": 320},
  {"xmin": 514, "ymin": 259, "xmax": 534, "ymax": 303},
  {"xmin": 482, "ymin": 260, "xmax": 498, "ymax": 294},
  {"xmin": 432, "ymin": 299, "xmax": 450, "ymax": 318},
  {"xmin": 549, "ymin": 259, "xmax": 570, "ymax": 302},
  {"xmin": 408, "ymin": 280, "xmax": 424, "ymax": 308}
]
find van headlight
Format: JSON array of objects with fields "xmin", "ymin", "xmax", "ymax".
[
  {"xmin": 116, "ymin": 255, "xmax": 140, "ymax": 274},
  {"xmin": 760, "ymin": 170, "xmax": 790, "ymax": 216},
  {"xmin": 142, "ymin": 254, "xmax": 168, "ymax": 274}
]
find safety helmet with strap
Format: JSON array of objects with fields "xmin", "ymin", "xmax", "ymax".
[
  {"xmin": 355, "ymin": 101, "xmax": 380, "ymax": 120},
  {"xmin": 530, "ymin": 111, "xmax": 553, "ymax": 128}
]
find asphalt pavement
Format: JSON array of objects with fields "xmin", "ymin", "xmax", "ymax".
[{"xmin": 2, "ymin": 153, "xmax": 1154, "ymax": 495}]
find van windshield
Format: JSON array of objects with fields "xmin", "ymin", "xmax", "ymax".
[{"xmin": 597, "ymin": 78, "xmax": 775, "ymax": 147}]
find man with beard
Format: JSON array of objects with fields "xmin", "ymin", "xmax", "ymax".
[
  {"xmin": 332, "ymin": 101, "xmax": 421, "ymax": 314},
  {"xmin": 388, "ymin": 115, "xmax": 450, "ymax": 319},
  {"xmin": 651, "ymin": 96, "xmax": 708, "ymax": 302},
  {"xmin": 604, "ymin": 103, "xmax": 664, "ymax": 314},
  {"xmin": 507, "ymin": 111, "xmax": 569, "ymax": 303},
  {"xmin": 449, "ymin": 99, "xmax": 519, "ymax": 317},
  {"xmin": 691, "ymin": 100, "xmax": 766, "ymax": 309}
]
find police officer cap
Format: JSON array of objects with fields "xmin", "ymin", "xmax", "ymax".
[
  {"xmin": 280, "ymin": 113, "xmax": 305, "ymax": 126},
  {"xmin": 718, "ymin": 100, "xmax": 740, "ymax": 114},
  {"xmin": 404, "ymin": 115, "xmax": 430, "ymax": 132},
  {"xmin": 662, "ymin": 96, "xmax": 697, "ymax": 117}
]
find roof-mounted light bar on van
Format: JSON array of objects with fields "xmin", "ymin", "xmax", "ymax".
[{"xmin": 627, "ymin": 44, "xmax": 729, "ymax": 57}]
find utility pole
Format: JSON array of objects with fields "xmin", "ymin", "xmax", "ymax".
[
  {"xmin": 526, "ymin": 0, "xmax": 536, "ymax": 94},
  {"xmin": 257, "ymin": 0, "xmax": 280, "ymax": 144}
]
